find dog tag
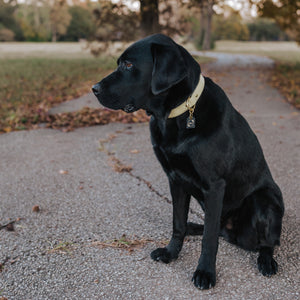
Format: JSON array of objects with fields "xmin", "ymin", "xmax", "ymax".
[{"xmin": 186, "ymin": 116, "xmax": 196, "ymax": 129}]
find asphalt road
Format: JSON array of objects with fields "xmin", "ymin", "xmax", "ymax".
[{"xmin": 0, "ymin": 53, "xmax": 299, "ymax": 299}]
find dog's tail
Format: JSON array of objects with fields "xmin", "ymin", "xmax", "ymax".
[{"xmin": 186, "ymin": 222, "xmax": 204, "ymax": 236}]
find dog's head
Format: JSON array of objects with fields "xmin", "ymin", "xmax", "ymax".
[{"xmin": 92, "ymin": 34, "xmax": 200, "ymax": 116}]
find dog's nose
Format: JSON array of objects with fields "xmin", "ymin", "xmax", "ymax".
[{"xmin": 92, "ymin": 84, "xmax": 100, "ymax": 95}]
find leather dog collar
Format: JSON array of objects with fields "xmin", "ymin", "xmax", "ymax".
[{"xmin": 168, "ymin": 74, "xmax": 205, "ymax": 119}]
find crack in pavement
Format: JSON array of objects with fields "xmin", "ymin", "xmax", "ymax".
[{"xmin": 99, "ymin": 128, "xmax": 205, "ymax": 222}]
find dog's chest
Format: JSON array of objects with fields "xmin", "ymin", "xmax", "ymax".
[
  {"xmin": 152, "ymin": 130, "xmax": 198, "ymax": 181},
  {"xmin": 150, "ymin": 121, "xmax": 208, "ymax": 200}
]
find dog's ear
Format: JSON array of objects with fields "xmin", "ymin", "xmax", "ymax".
[{"xmin": 151, "ymin": 43, "xmax": 188, "ymax": 95}]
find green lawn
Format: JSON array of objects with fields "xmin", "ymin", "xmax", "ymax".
[
  {"xmin": 0, "ymin": 57, "xmax": 116, "ymax": 132},
  {"xmin": 0, "ymin": 42, "xmax": 214, "ymax": 133}
]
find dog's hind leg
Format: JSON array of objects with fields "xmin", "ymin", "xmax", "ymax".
[
  {"xmin": 151, "ymin": 181, "xmax": 191, "ymax": 263},
  {"xmin": 257, "ymin": 246, "xmax": 278, "ymax": 276},
  {"xmin": 225, "ymin": 187, "xmax": 284, "ymax": 276},
  {"xmin": 186, "ymin": 222, "xmax": 204, "ymax": 236},
  {"xmin": 254, "ymin": 188, "xmax": 283, "ymax": 276}
]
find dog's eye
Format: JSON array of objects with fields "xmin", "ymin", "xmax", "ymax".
[{"xmin": 125, "ymin": 62, "xmax": 133, "ymax": 69}]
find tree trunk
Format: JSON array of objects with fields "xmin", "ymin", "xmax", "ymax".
[
  {"xmin": 202, "ymin": 0, "xmax": 213, "ymax": 50},
  {"xmin": 140, "ymin": 0, "xmax": 160, "ymax": 37},
  {"xmin": 199, "ymin": 1, "xmax": 205, "ymax": 47},
  {"xmin": 52, "ymin": 24, "xmax": 57, "ymax": 42},
  {"xmin": 198, "ymin": 0, "xmax": 214, "ymax": 50}
]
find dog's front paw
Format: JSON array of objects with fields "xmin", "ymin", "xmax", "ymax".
[
  {"xmin": 257, "ymin": 255, "xmax": 278, "ymax": 277},
  {"xmin": 150, "ymin": 247, "xmax": 177, "ymax": 264},
  {"xmin": 192, "ymin": 269, "xmax": 216, "ymax": 290}
]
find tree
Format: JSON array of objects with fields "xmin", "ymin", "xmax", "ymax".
[
  {"xmin": 185, "ymin": 0, "xmax": 216, "ymax": 50},
  {"xmin": 15, "ymin": 0, "xmax": 51, "ymax": 41},
  {"xmin": 64, "ymin": 5, "xmax": 95, "ymax": 41},
  {"xmin": 140, "ymin": 0, "xmax": 159, "ymax": 36},
  {"xmin": 0, "ymin": 27, "xmax": 15, "ymax": 41},
  {"xmin": 50, "ymin": 0, "xmax": 71, "ymax": 42},
  {"xmin": 253, "ymin": 0, "xmax": 300, "ymax": 43},
  {"xmin": 0, "ymin": 0, "xmax": 23, "ymax": 40},
  {"xmin": 93, "ymin": 0, "xmax": 139, "ymax": 42},
  {"xmin": 213, "ymin": 6, "xmax": 249, "ymax": 41},
  {"xmin": 247, "ymin": 18, "xmax": 289, "ymax": 41}
]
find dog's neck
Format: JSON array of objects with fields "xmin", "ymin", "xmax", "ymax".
[{"xmin": 167, "ymin": 74, "xmax": 205, "ymax": 119}]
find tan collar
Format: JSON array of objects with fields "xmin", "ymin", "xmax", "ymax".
[{"xmin": 168, "ymin": 74, "xmax": 205, "ymax": 119}]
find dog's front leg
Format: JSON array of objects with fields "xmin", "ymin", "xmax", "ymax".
[
  {"xmin": 151, "ymin": 181, "xmax": 191, "ymax": 263},
  {"xmin": 192, "ymin": 179, "xmax": 225, "ymax": 290}
]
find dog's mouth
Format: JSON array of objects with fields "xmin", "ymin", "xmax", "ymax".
[{"xmin": 123, "ymin": 104, "xmax": 136, "ymax": 113}]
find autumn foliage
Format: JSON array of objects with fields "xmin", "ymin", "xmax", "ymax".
[
  {"xmin": 47, "ymin": 108, "xmax": 150, "ymax": 132},
  {"xmin": 270, "ymin": 62, "xmax": 300, "ymax": 109}
]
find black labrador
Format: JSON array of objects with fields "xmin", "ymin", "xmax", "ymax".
[{"xmin": 92, "ymin": 34, "xmax": 284, "ymax": 290}]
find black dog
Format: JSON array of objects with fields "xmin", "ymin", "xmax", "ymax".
[{"xmin": 92, "ymin": 34, "xmax": 284, "ymax": 290}]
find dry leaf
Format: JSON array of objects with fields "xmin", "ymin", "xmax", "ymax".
[
  {"xmin": 6, "ymin": 223, "xmax": 14, "ymax": 231},
  {"xmin": 130, "ymin": 149, "xmax": 140, "ymax": 154},
  {"xmin": 90, "ymin": 234, "xmax": 162, "ymax": 253},
  {"xmin": 32, "ymin": 205, "xmax": 40, "ymax": 212},
  {"xmin": 3, "ymin": 127, "xmax": 12, "ymax": 133},
  {"xmin": 59, "ymin": 170, "xmax": 68, "ymax": 174}
]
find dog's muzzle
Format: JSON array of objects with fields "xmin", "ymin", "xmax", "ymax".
[
  {"xmin": 92, "ymin": 83, "xmax": 101, "ymax": 97},
  {"xmin": 123, "ymin": 104, "xmax": 136, "ymax": 113}
]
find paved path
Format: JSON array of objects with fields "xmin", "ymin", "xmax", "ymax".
[{"xmin": 0, "ymin": 53, "xmax": 299, "ymax": 299}]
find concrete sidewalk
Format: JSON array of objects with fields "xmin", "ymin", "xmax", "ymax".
[{"xmin": 0, "ymin": 54, "xmax": 299, "ymax": 299}]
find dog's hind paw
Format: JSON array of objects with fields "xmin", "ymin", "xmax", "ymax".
[
  {"xmin": 150, "ymin": 247, "xmax": 177, "ymax": 264},
  {"xmin": 192, "ymin": 269, "xmax": 216, "ymax": 290},
  {"xmin": 257, "ymin": 255, "xmax": 278, "ymax": 277}
]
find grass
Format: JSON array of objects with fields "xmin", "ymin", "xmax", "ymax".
[
  {"xmin": 47, "ymin": 241, "xmax": 76, "ymax": 254},
  {"xmin": 0, "ymin": 56, "xmax": 116, "ymax": 132},
  {"xmin": 0, "ymin": 42, "xmax": 213, "ymax": 133}
]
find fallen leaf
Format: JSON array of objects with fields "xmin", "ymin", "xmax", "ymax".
[
  {"xmin": 90, "ymin": 234, "xmax": 164, "ymax": 253},
  {"xmin": 109, "ymin": 156, "xmax": 133, "ymax": 173},
  {"xmin": 130, "ymin": 149, "xmax": 140, "ymax": 154},
  {"xmin": 59, "ymin": 170, "xmax": 68, "ymax": 174},
  {"xmin": 32, "ymin": 205, "xmax": 40, "ymax": 212},
  {"xmin": 3, "ymin": 127, "xmax": 12, "ymax": 133},
  {"xmin": 6, "ymin": 223, "xmax": 14, "ymax": 231}
]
